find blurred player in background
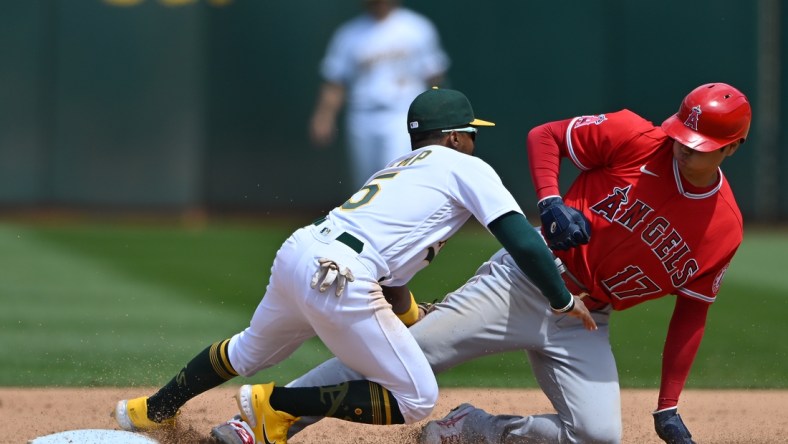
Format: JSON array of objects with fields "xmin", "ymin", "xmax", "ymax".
[
  {"xmin": 286, "ymin": 82, "xmax": 751, "ymax": 444},
  {"xmin": 309, "ymin": 0, "xmax": 450, "ymax": 190}
]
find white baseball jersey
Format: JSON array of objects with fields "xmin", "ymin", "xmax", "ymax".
[
  {"xmin": 321, "ymin": 8, "xmax": 449, "ymax": 112},
  {"xmin": 326, "ymin": 145, "xmax": 523, "ymax": 286}
]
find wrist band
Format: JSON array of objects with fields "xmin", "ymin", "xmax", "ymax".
[
  {"xmin": 396, "ymin": 292, "xmax": 420, "ymax": 326},
  {"xmin": 537, "ymin": 195, "xmax": 562, "ymax": 210},
  {"xmin": 551, "ymin": 296, "xmax": 575, "ymax": 313}
]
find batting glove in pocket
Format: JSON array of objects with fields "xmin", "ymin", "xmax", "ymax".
[{"xmin": 310, "ymin": 258, "xmax": 355, "ymax": 297}]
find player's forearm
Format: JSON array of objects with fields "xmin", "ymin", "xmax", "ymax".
[
  {"xmin": 383, "ymin": 285, "xmax": 421, "ymax": 326},
  {"xmin": 526, "ymin": 121, "xmax": 569, "ymax": 200},
  {"xmin": 310, "ymin": 82, "xmax": 346, "ymax": 146},
  {"xmin": 488, "ymin": 212, "xmax": 572, "ymax": 309},
  {"xmin": 382, "ymin": 284, "xmax": 412, "ymax": 314},
  {"xmin": 658, "ymin": 296, "xmax": 709, "ymax": 410},
  {"xmin": 314, "ymin": 82, "xmax": 345, "ymax": 118}
]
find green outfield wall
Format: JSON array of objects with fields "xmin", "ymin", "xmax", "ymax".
[{"xmin": 1, "ymin": 0, "xmax": 784, "ymax": 219}]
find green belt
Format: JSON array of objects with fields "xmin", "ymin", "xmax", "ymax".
[{"xmin": 312, "ymin": 216, "xmax": 364, "ymax": 254}]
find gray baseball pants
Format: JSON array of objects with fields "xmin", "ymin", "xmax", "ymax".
[{"xmin": 286, "ymin": 248, "xmax": 622, "ymax": 443}]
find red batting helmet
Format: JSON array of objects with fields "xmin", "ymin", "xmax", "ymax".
[{"xmin": 661, "ymin": 83, "xmax": 752, "ymax": 152}]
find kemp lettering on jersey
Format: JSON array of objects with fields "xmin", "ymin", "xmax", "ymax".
[
  {"xmin": 554, "ymin": 110, "xmax": 742, "ymax": 311},
  {"xmin": 331, "ymin": 145, "xmax": 523, "ymax": 288}
]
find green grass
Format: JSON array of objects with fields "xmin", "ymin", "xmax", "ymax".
[
  {"xmin": 2, "ymin": 220, "xmax": 787, "ymax": 389},
  {"xmin": 1, "ymin": 220, "xmax": 323, "ymax": 387}
]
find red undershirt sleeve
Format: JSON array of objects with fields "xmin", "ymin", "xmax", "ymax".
[
  {"xmin": 526, "ymin": 120, "xmax": 571, "ymax": 200},
  {"xmin": 657, "ymin": 296, "xmax": 710, "ymax": 410}
]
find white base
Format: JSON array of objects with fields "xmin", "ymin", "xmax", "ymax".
[{"xmin": 29, "ymin": 429, "xmax": 159, "ymax": 444}]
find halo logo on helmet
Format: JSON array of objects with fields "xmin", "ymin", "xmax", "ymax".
[
  {"xmin": 660, "ymin": 83, "xmax": 752, "ymax": 152},
  {"xmin": 683, "ymin": 105, "xmax": 701, "ymax": 131}
]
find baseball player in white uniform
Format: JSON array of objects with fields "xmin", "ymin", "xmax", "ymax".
[
  {"xmin": 310, "ymin": 0, "xmax": 450, "ymax": 190},
  {"xmin": 114, "ymin": 87, "xmax": 595, "ymax": 444}
]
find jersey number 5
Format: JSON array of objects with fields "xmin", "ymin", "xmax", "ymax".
[{"xmin": 340, "ymin": 172, "xmax": 399, "ymax": 210}]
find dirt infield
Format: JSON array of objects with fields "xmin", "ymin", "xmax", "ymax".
[{"xmin": 3, "ymin": 387, "xmax": 787, "ymax": 444}]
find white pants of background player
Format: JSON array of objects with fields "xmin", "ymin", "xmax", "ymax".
[
  {"xmin": 346, "ymin": 107, "xmax": 412, "ymax": 190},
  {"xmin": 286, "ymin": 248, "xmax": 622, "ymax": 443},
  {"xmin": 227, "ymin": 221, "xmax": 438, "ymax": 423}
]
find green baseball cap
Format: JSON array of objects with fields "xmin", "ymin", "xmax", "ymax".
[{"xmin": 407, "ymin": 87, "xmax": 495, "ymax": 134}]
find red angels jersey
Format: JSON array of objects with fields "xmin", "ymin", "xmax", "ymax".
[{"xmin": 551, "ymin": 110, "xmax": 742, "ymax": 311}]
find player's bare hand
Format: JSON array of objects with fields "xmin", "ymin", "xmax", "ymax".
[
  {"xmin": 310, "ymin": 258, "xmax": 355, "ymax": 297},
  {"xmin": 567, "ymin": 294, "xmax": 597, "ymax": 331},
  {"xmin": 309, "ymin": 115, "xmax": 336, "ymax": 148}
]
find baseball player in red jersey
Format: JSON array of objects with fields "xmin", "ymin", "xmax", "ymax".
[{"xmin": 282, "ymin": 83, "xmax": 751, "ymax": 444}]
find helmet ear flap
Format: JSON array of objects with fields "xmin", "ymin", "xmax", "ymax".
[{"xmin": 661, "ymin": 83, "xmax": 751, "ymax": 152}]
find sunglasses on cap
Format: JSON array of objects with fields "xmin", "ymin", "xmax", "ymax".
[{"xmin": 441, "ymin": 126, "xmax": 477, "ymax": 141}]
